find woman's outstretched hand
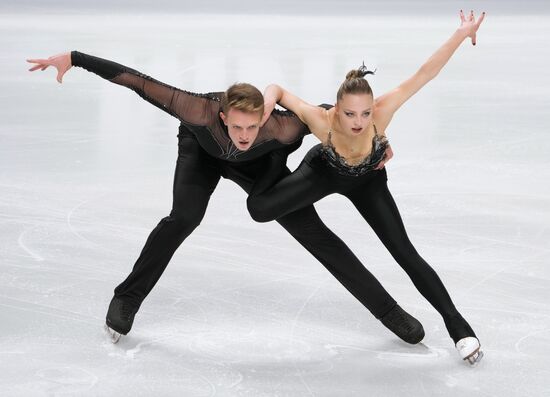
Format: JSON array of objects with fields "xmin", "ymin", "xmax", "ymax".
[
  {"xmin": 459, "ymin": 10, "xmax": 486, "ymax": 46},
  {"xmin": 26, "ymin": 52, "xmax": 72, "ymax": 83}
]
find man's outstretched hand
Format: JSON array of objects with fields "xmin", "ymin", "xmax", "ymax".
[{"xmin": 27, "ymin": 52, "xmax": 72, "ymax": 83}]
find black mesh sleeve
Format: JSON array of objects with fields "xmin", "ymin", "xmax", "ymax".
[
  {"xmin": 71, "ymin": 51, "xmax": 217, "ymax": 126},
  {"xmin": 261, "ymin": 108, "xmax": 311, "ymax": 144}
]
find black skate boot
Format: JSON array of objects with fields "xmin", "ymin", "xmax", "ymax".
[
  {"xmin": 380, "ymin": 304, "xmax": 425, "ymax": 344},
  {"xmin": 105, "ymin": 296, "xmax": 139, "ymax": 343}
]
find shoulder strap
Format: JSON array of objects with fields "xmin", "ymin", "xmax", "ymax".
[{"xmin": 324, "ymin": 109, "xmax": 334, "ymax": 146}]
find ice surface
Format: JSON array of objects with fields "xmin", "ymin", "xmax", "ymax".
[{"xmin": 1, "ymin": 2, "xmax": 550, "ymax": 396}]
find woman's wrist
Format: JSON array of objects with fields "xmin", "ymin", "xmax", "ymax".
[
  {"xmin": 454, "ymin": 27, "xmax": 470, "ymax": 42},
  {"xmin": 263, "ymin": 84, "xmax": 281, "ymax": 105},
  {"xmin": 264, "ymin": 99, "xmax": 276, "ymax": 110}
]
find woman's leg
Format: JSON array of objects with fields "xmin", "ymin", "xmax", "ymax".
[
  {"xmin": 346, "ymin": 170, "xmax": 475, "ymax": 343},
  {"xmin": 246, "ymin": 150, "xmax": 332, "ymax": 223}
]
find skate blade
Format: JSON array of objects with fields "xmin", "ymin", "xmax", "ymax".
[
  {"xmin": 464, "ymin": 348, "xmax": 484, "ymax": 366},
  {"xmin": 104, "ymin": 323, "xmax": 122, "ymax": 344}
]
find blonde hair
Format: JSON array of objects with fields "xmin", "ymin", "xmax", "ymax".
[
  {"xmin": 336, "ymin": 64, "xmax": 375, "ymax": 101},
  {"xmin": 221, "ymin": 83, "xmax": 264, "ymax": 115}
]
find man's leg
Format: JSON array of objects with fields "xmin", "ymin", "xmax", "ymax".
[
  {"xmin": 108, "ymin": 129, "xmax": 220, "ymax": 335},
  {"xmin": 223, "ymin": 159, "xmax": 396, "ymax": 319}
]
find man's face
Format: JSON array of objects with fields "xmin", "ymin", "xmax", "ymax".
[{"xmin": 220, "ymin": 108, "xmax": 262, "ymax": 151}]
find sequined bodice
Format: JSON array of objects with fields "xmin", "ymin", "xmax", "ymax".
[{"xmin": 320, "ymin": 125, "xmax": 389, "ymax": 177}]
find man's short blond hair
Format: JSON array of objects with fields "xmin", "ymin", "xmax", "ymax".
[{"xmin": 221, "ymin": 83, "xmax": 264, "ymax": 115}]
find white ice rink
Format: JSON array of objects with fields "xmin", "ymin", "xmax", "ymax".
[{"xmin": 2, "ymin": 1, "xmax": 550, "ymax": 396}]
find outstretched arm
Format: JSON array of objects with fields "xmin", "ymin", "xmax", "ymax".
[
  {"xmin": 27, "ymin": 51, "xmax": 213, "ymax": 125},
  {"xmin": 374, "ymin": 10, "xmax": 486, "ymax": 129}
]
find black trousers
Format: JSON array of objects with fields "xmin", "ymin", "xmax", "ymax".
[
  {"xmin": 114, "ymin": 129, "xmax": 396, "ymax": 319},
  {"xmin": 247, "ymin": 144, "xmax": 476, "ymax": 343}
]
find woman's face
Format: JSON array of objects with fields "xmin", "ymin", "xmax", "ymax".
[{"xmin": 335, "ymin": 93, "xmax": 374, "ymax": 137}]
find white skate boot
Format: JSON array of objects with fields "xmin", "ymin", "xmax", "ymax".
[{"xmin": 456, "ymin": 336, "xmax": 483, "ymax": 365}]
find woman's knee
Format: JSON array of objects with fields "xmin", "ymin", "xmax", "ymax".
[
  {"xmin": 395, "ymin": 242, "xmax": 421, "ymax": 261},
  {"xmin": 246, "ymin": 195, "xmax": 275, "ymax": 223}
]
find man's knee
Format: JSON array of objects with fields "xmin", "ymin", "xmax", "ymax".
[{"xmin": 162, "ymin": 209, "xmax": 205, "ymax": 234}]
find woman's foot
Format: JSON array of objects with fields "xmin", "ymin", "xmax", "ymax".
[
  {"xmin": 380, "ymin": 304, "xmax": 425, "ymax": 344},
  {"xmin": 456, "ymin": 336, "xmax": 484, "ymax": 365},
  {"xmin": 445, "ymin": 314, "xmax": 483, "ymax": 365}
]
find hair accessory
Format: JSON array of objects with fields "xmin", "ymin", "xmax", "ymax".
[{"xmin": 358, "ymin": 61, "xmax": 376, "ymax": 76}]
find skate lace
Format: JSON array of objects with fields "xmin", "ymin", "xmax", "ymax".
[
  {"xmin": 119, "ymin": 302, "xmax": 135, "ymax": 321},
  {"xmin": 385, "ymin": 306, "xmax": 414, "ymax": 333},
  {"xmin": 395, "ymin": 308, "xmax": 414, "ymax": 333}
]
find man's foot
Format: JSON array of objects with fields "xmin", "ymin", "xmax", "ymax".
[
  {"xmin": 105, "ymin": 296, "xmax": 139, "ymax": 340},
  {"xmin": 104, "ymin": 323, "xmax": 122, "ymax": 344},
  {"xmin": 380, "ymin": 304, "xmax": 425, "ymax": 344}
]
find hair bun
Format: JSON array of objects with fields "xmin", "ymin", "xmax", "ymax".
[{"xmin": 345, "ymin": 61, "xmax": 376, "ymax": 80}]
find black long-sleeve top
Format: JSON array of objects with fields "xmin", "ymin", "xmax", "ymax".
[{"xmin": 71, "ymin": 51, "xmax": 310, "ymax": 162}]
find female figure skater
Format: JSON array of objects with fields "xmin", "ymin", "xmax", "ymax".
[{"xmin": 247, "ymin": 10, "xmax": 486, "ymax": 364}]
